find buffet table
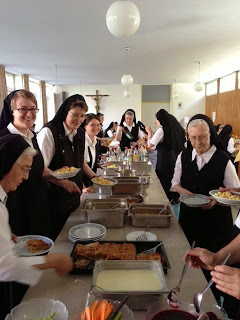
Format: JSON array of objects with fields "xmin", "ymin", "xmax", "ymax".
[{"xmin": 22, "ymin": 170, "xmax": 219, "ymax": 319}]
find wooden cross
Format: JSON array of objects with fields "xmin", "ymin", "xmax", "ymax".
[{"xmin": 86, "ymin": 90, "xmax": 109, "ymax": 113}]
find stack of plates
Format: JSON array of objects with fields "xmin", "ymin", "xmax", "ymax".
[{"xmin": 69, "ymin": 223, "xmax": 106, "ymax": 242}]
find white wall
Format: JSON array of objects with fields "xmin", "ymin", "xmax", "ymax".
[
  {"xmin": 61, "ymin": 84, "xmax": 141, "ymax": 129},
  {"xmin": 171, "ymin": 83, "xmax": 205, "ymax": 121},
  {"xmin": 60, "ymin": 83, "xmax": 205, "ymax": 128}
]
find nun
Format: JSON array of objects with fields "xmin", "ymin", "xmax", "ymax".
[
  {"xmin": 116, "ymin": 109, "xmax": 146, "ymax": 151},
  {"xmin": 0, "ymin": 90, "xmax": 52, "ymax": 237},
  {"xmin": 37, "ymin": 94, "xmax": 97, "ymax": 238},
  {"xmin": 0, "ymin": 134, "xmax": 72, "ymax": 319}
]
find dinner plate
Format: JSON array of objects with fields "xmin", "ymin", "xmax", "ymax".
[
  {"xmin": 69, "ymin": 234, "xmax": 106, "ymax": 243},
  {"xmin": 14, "ymin": 235, "xmax": 54, "ymax": 257},
  {"xmin": 126, "ymin": 231, "xmax": 157, "ymax": 241},
  {"xmin": 101, "ymin": 164, "xmax": 120, "ymax": 170},
  {"xmin": 69, "ymin": 223, "xmax": 106, "ymax": 240},
  {"xmin": 209, "ymin": 189, "xmax": 240, "ymax": 205},
  {"xmin": 91, "ymin": 177, "xmax": 118, "ymax": 187},
  {"xmin": 180, "ymin": 194, "xmax": 210, "ymax": 207},
  {"xmin": 51, "ymin": 168, "xmax": 81, "ymax": 179}
]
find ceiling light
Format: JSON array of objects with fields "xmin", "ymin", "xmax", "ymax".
[
  {"xmin": 121, "ymin": 75, "xmax": 133, "ymax": 86},
  {"xmin": 53, "ymin": 64, "xmax": 62, "ymax": 94},
  {"xmin": 194, "ymin": 61, "xmax": 204, "ymax": 92},
  {"xmin": 124, "ymin": 89, "xmax": 132, "ymax": 97},
  {"xmin": 106, "ymin": 1, "xmax": 140, "ymax": 38}
]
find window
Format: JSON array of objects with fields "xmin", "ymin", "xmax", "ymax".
[
  {"xmin": 5, "ymin": 72, "xmax": 23, "ymax": 94},
  {"xmin": 219, "ymin": 72, "xmax": 236, "ymax": 93},
  {"xmin": 6, "ymin": 72, "xmax": 15, "ymax": 94},
  {"xmin": 206, "ymin": 80, "xmax": 218, "ymax": 96},
  {"xmin": 46, "ymin": 83, "xmax": 55, "ymax": 121},
  {"xmin": 29, "ymin": 77, "xmax": 43, "ymax": 132}
]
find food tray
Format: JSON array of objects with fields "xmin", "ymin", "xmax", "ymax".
[
  {"xmin": 108, "ymin": 195, "xmax": 144, "ymax": 206},
  {"xmin": 91, "ymin": 260, "xmax": 168, "ymax": 295},
  {"xmin": 112, "ymin": 181, "xmax": 143, "ymax": 195},
  {"xmin": 70, "ymin": 240, "xmax": 170, "ymax": 275},
  {"xmin": 129, "ymin": 204, "xmax": 174, "ymax": 228},
  {"xmin": 82, "ymin": 199, "xmax": 128, "ymax": 228}
]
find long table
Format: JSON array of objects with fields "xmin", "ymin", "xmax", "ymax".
[{"xmin": 22, "ymin": 170, "xmax": 219, "ymax": 319}]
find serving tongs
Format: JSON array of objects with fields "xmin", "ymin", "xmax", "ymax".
[{"xmin": 106, "ymin": 296, "xmax": 128, "ymax": 320}]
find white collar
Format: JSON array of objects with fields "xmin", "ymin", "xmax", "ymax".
[
  {"xmin": 0, "ymin": 184, "xmax": 7, "ymax": 204},
  {"xmin": 192, "ymin": 145, "xmax": 217, "ymax": 161},
  {"xmin": 63, "ymin": 122, "xmax": 77, "ymax": 137},
  {"xmin": 85, "ymin": 133, "xmax": 97, "ymax": 147},
  {"xmin": 123, "ymin": 121, "xmax": 135, "ymax": 128},
  {"xmin": 7, "ymin": 122, "xmax": 34, "ymax": 140}
]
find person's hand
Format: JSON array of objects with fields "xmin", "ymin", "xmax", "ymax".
[
  {"xmin": 118, "ymin": 126, "xmax": 123, "ymax": 132},
  {"xmin": 61, "ymin": 180, "xmax": 81, "ymax": 194},
  {"xmin": 211, "ymin": 265, "xmax": 240, "ymax": 299},
  {"xmin": 180, "ymin": 188, "xmax": 194, "ymax": 196},
  {"xmin": 202, "ymin": 197, "xmax": 217, "ymax": 210},
  {"xmin": 183, "ymin": 247, "xmax": 217, "ymax": 270},
  {"xmin": 145, "ymin": 126, "xmax": 152, "ymax": 134},
  {"xmin": 45, "ymin": 254, "xmax": 73, "ymax": 275},
  {"xmin": 219, "ymin": 186, "xmax": 240, "ymax": 193},
  {"xmin": 82, "ymin": 187, "xmax": 94, "ymax": 194},
  {"xmin": 11, "ymin": 233, "xmax": 18, "ymax": 243}
]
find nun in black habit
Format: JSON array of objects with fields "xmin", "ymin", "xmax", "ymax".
[
  {"xmin": 0, "ymin": 90, "xmax": 52, "ymax": 237},
  {"xmin": 37, "ymin": 94, "xmax": 96, "ymax": 239}
]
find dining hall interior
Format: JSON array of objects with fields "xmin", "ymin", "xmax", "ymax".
[{"xmin": 1, "ymin": 1, "xmax": 240, "ymax": 320}]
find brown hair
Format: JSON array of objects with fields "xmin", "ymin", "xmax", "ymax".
[
  {"xmin": 70, "ymin": 101, "xmax": 88, "ymax": 112},
  {"xmin": 11, "ymin": 90, "xmax": 38, "ymax": 110}
]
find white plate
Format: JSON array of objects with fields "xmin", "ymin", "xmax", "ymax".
[
  {"xmin": 14, "ymin": 235, "xmax": 54, "ymax": 257},
  {"xmin": 69, "ymin": 223, "xmax": 106, "ymax": 240},
  {"xmin": 91, "ymin": 177, "xmax": 118, "ymax": 187},
  {"xmin": 51, "ymin": 168, "xmax": 81, "ymax": 179},
  {"xmin": 209, "ymin": 189, "xmax": 240, "ymax": 205},
  {"xmin": 69, "ymin": 234, "xmax": 106, "ymax": 243},
  {"xmin": 180, "ymin": 194, "xmax": 210, "ymax": 207},
  {"xmin": 126, "ymin": 231, "xmax": 157, "ymax": 241},
  {"xmin": 101, "ymin": 164, "xmax": 120, "ymax": 170}
]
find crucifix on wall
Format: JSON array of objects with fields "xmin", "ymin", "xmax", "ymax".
[{"xmin": 86, "ymin": 90, "xmax": 109, "ymax": 113}]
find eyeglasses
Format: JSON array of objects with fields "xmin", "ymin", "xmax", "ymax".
[
  {"xmin": 189, "ymin": 134, "xmax": 209, "ymax": 142},
  {"xmin": 69, "ymin": 111, "xmax": 86, "ymax": 119},
  {"xmin": 15, "ymin": 107, "xmax": 39, "ymax": 114},
  {"xmin": 17, "ymin": 163, "xmax": 32, "ymax": 173},
  {"xmin": 88, "ymin": 124, "xmax": 101, "ymax": 128}
]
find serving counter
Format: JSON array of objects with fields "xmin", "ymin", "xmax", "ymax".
[{"xmin": 22, "ymin": 170, "xmax": 219, "ymax": 319}]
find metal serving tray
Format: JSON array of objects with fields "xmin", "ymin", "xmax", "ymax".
[
  {"xmin": 108, "ymin": 195, "xmax": 144, "ymax": 206},
  {"xmin": 129, "ymin": 204, "xmax": 174, "ymax": 228},
  {"xmin": 82, "ymin": 199, "xmax": 128, "ymax": 228},
  {"xmin": 91, "ymin": 260, "xmax": 168, "ymax": 310},
  {"xmin": 112, "ymin": 177, "xmax": 151, "ymax": 196},
  {"xmin": 101, "ymin": 161, "xmax": 152, "ymax": 176},
  {"xmin": 70, "ymin": 240, "xmax": 170, "ymax": 275}
]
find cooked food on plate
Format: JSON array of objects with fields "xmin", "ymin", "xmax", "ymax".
[
  {"xmin": 106, "ymin": 164, "xmax": 117, "ymax": 169},
  {"xmin": 214, "ymin": 191, "xmax": 240, "ymax": 200},
  {"xmin": 74, "ymin": 242, "xmax": 165, "ymax": 267},
  {"xmin": 92, "ymin": 177, "xmax": 115, "ymax": 185},
  {"xmin": 26, "ymin": 239, "xmax": 50, "ymax": 253},
  {"xmin": 56, "ymin": 166, "xmax": 77, "ymax": 174}
]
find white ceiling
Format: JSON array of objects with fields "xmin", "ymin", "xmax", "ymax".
[{"xmin": 1, "ymin": 0, "xmax": 240, "ymax": 86}]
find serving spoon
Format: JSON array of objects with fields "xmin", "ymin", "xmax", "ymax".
[
  {"xmin": 193, "ymin": 253, "xmax": 230, "ymax": 313},
  {"xmin": 167, "ymin": 241, "xmax": 196, "ymax": 308}
]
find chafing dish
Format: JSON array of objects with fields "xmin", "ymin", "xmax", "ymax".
[
  {"xmin": 129, "ymin": 204, "xmax": 174, "ymax": 227},
  {"xmin": 108, "ymin": 194, "xmax": 144, "ymax": 206},
  {"xmin": 91, "ymin": 260, "xmax": 168, "ymax": 310},
  {"xmin": 82, "ymin": 199, "xmax": 128, "ymax": 228}
]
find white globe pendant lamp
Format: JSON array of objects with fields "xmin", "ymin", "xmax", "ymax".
[
  {"xmin": 124, "ymin": 88, "xmax": 131, "ymax": 97},
  {"xmin": 121, "ymin": 74, "xmax": 133, "ymax": 86},
  {"xmin": 194, "ymin": 61, "xmax": 204, "ymax": 92},
  {"xmin": 53, "ymin": 64, "xmax": 62, "ymax": 94},
  {"xmin": 106, "ymin": 1, "xmax": 140, "ymax": 38},
  {"xmin": 194, "ymin": 82, "xmax": 204, "ymax": 92}
]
